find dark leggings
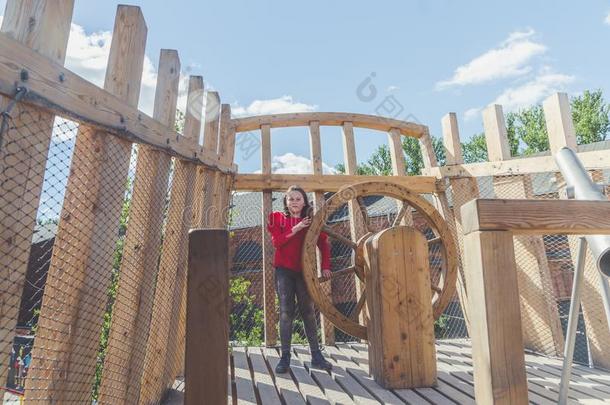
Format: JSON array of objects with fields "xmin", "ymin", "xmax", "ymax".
[{"xmin": 275, "ymin": 267, "xmax": 320, "ymax": 354}]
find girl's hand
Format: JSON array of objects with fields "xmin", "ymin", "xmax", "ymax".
[
  {"xmin": 321, "ymin": 269, "xmax": 332, "ymax": 280},
  {"xmin": 293, "ymin": 217, "xmax": 311, "ymax": 233}
]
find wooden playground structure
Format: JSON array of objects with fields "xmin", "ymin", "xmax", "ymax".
[{"xmin": 1, "ymin": 1, "xmax": 610, "ymax": 404}]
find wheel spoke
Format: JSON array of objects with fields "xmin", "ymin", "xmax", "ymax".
[
  {"xmin": 428, "ymin": 236, "xmax": 441, "ymax": 245},
  {"xmin": 392, "ymin": 201, "xmax": 409, "ymax": 227},
  {"xmin": 317, "ymin": 266, "xmax": 355, "ymax": 282},
  {"xmin": 323, "ymin": 225, "xmax": 357, "ymax": 249},
  {"xmin": 431, "ymin": 284, "xmax": 442, "ymax": 294},
  {"xmin": 356, "ymin": 196, "xmax": 374, "ymax": 233},
  {"xmin": 351, "ymin": 290, "xmax": 366, "ymax": 321}
]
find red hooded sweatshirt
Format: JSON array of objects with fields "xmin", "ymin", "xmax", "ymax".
[{"xmin": 267, "ymin": 211, "xmax": 331, "ymax": 272}]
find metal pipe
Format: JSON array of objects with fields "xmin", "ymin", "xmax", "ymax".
[
  {"xmin": 558, "ymin": 237, "xmax": 587, "ymax": 405},
  {"xmin": 554, "ymin": 147, "xmax": 610, "ymax": 278}
]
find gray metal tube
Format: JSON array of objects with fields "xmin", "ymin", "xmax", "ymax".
[
  {"xmin": 555, "ymin": 147, "xmax": 610, "ymax": 278},
  {"xmin": 558, "ymin": 237, "xmax": 587, "ymax": 405}
]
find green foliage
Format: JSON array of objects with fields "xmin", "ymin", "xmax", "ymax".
[
  {"xmin": 461, "ymin": 132, "xmax": 488, "ymax": 163},
  {"xmin": 230, "ymin": 277, "xmax": 264, "ymax": 345},
  {"xmin": 506, "ymin": 106, "xmax": 547, "ymax": 156},
  {"xmin": 571, "ymin": 89, "xmax": 610, "ymax": 144},
  {"xmin": 434, "ymin": 314, "xmax": 449, "ymax": 339},
  {"xmin": 175, "ymin": 109, "xmax": 186, "ymax": 134}
]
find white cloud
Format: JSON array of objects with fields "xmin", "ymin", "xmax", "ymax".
[
  {"xmin": 491, "ymin": 69, "xmax": 574, "ymax": 112},
  {"xmin": 436, "ymin": 29, "xmax": 546, "ymax": 89},
  {"xmin": 605, "ymin": 12, "xmax": 610, "ymax": 25},
  {"xmin": 270, "ymin": 153, "xmax": 337, "ymax": 174},
  {"xmin": 463, "ymin": 107, "xmax": 482, "ymax": 122},
  {"xmin": 386, "ymin": 85, "xmax": 399, "ymax": 92},
  {"xmin": 232, "ymin": 96, "xmax": 317, "ymax": 117}
]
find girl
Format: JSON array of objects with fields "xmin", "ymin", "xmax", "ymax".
[{"xmin": 267, "ymin": 185, "xmax": 333, "ymax": 373}]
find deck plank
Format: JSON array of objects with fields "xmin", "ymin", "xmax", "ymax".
[
  {"xmin": 287, "ymin": 347, "xmax": 331, "ymax": 405},
  {"xmin": 232, "ymin": 347, "xmax": 258, "ymax": 404},
  {"xmin": 263, "ymin": 348, "xmax": 307, "ymax": 405},
  {"xmin": 293, "ymin": 347, "xmax": 356, "ymax": 404},
  {"xmin": 248, "ymin": 348, "xmax": 282, "ymax": 404}
]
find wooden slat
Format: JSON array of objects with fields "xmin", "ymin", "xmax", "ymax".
[
  {"xmin": 185, "ymin": 230, "xmax": 229, "ymax": 405},
  {"xmin": 483, "ymin": 105, "xmax": 564, "ymax": 357},
  {"xmin": 426, "ymin": 116, "xmax": 472, "ymax": 336},
  {"xmin": 0, "ymin": 0, "xmax": 73, "ymax": 387},
  {"xmin": 462, "ymin": 199, "xmax": 610, "ymax": 235},
  {"xmin": 263, "ymin": 348, "xmax": 306, "ymax": 405},
  {"xmin": 464, "ymin": 230, "xmax": 528, "ymax": 404},
  {"xmin": 24, "ymin": 5, "xmax": 142, "ymax": 402},
  {"xmin": 286, "ymin": 349, "xmax": 330, "ymax": 405},
  {"xmin": 388, "ymin": 127, "xmax": 414, "ymax": 226},
  {"xmin": 423, "ymin": 147, "xmax": 610, "ymax": 178},
  {"xmin": 232, "ymin": 112, "xmax": 426, "ymax": 137},
  {"xmin": 292, "ymin": 347, "xmax": 356, "ymax": 405},
  {"xmin": 261, "ymin": 123, "xmax": 277, "ymax": 346},
  {"xmin": 97, "ymin": 49, "xmax": 178, "ymax": 405},
  {"xmin": 233, "ymin": 173, "xmax": 438, "ymax": 193},
  {"xmin": 0, "ymin": 31, "xmax": 233, "ymax": 171},
  {"xmin": 215, "ymin": 104, "xmax": 235, "ymax": 228},
  {"xmin": 543, "ymin": 93, "xmax": 610, "ymax": 370},
  {"xmin": 232, "ymin": 347, "xmax": 257, "ymax": 404},
  {"xmin": 308, "ymin": 120, "xmax": 335, "ymax": 345},
  {"xmin": 163, "ymin": 77, "xmax": 204, "ymax": 382},
  {"xmin": 249, "ymin": 348, "xmax": 282, "ymax": 404}
]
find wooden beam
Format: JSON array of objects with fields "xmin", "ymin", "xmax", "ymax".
[
  {"xmin": 261, "ymin": 123, "xmax": 277, "ymax": 347},
  {"xmin": 422, "ymin": 147, "xmax": 610, "ymax": 178},
  {"xmin": 232, "ymin": 112, "xmax": 426, "ymax": 138},
  {"xmin": 388, "ymin": 127, "xmax": 413, "ymax": 226},
  {"xmin": 215, "ymin": 104, "xmax": 235, "ymax": 228},
  {"xmin": 462, "ymin": 199, "xmax": 610, "ymax": 235},
  {"xmin": 485, "ymin": 104, "xmax": 564, "ymax": 356},
  {"xmin": 441, "ymin": 113, "xmax": 463, "ymax": 165},
  {"xmin": 234, "ymin": 173, "xmax": 438, "ymax": 193},
  {"xmin": 0, "ymin": 31, "xmax": 233, "ymax": 172},
  {"xmin": 309, "ymin": 121, "xmax": 335, "ymax": 345},
  {"xmin": 543, "ymin": 92, "xmax": 577, "ymax": 153},
  {"xmin": 0, "ymin": 0, "xmax": 73, "ymax": 388},
  {"xmin": 483, "ymin": 104, "xmax": 511, "ymax": 161},
  {"xmin": 425, "ymin": 116, "xmax": 472, "ymax": 336},
  {"xmin": 160, "ymin": 77, "xmax": 203, "ymax": 385},
  {"xmin": 185, "ymin": 229, "xmax": 230, "ymax": 405},
  {"xmin": 464, "ymin": 230, "xmax": 528, "ymax": 405}
]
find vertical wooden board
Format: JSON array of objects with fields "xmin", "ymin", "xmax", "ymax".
[
  {"xmin": 463, "ymin": 230, "xmax": 528, "ymax": 405},
  {"xmin": 366, "ymin": 227, "xmax": 436, "ymax": 388},
  {"xmin": 388, "ymin": 128, "xmax": 413, "ymax": 226},
  {"xmin": 543, "ymin": 92, "xmax": 577, "ymax": 154},
  {"xmin": 135, "ymin": 50, "xmax": 186, "ymax": 403},
  {"xmin": 441, "ymin": 113, "xmax": 463, "ymax": 165},
  {"xmin": 309, "ymin": 121, "xmax": 335, "ymax": 344},
  {"xmin": 0, "ymin": 0, "xmax": 74, "ymax": 387},
  {"xmin": 492, "ymin": 175, "xmax": 564, "ymax": 357},
  {"xmin": 23, "ymin": 5, "xmax": 145, "ymax": 403},
  {"xmin": 260, "ymin": 124, "xmax": 277, "ymax": 346},
  {"xmin": 482, "ymin": 104, "xmax": 511, "ymax": 161},
  {"xmin": 185, "ymin": 230, "xmax": 229, "ymax": 405},
  {"xmin": 567, "ymin": 170, "xmax": 610, "ymax": 370}
]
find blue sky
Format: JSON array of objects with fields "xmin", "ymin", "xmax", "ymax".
[{"xmin": 3, "ymin": 0, "xmax": 610, "ymax": 176}]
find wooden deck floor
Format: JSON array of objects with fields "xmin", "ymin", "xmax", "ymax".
[{"xmin": 164, "ymin": 339, "xmax": 610, "ymax": 404}]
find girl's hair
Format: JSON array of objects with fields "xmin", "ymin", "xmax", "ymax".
[{"xmin": 283, "ymin": 185, "xmax": 312, "ymax": 218}]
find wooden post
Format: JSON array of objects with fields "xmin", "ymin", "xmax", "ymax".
[
  {"xmin": 483, "ymin": 103, "xmax": 564, "ymax": 357},
  {"xmin": 364, "ymin": 226, "xmax": 436, "ymax": 388},
  {"xmin": 388, "ymin": 128, "xmax": 414, "ymax": 226},
  {"xmin": 341, "ymin": 122, "xmax": 367, "ymax": 326},
  {"xmin": 24, "ymin": 6, "xmax": 145, "ymax": 403},
  {"xmin": 162, "ymin": 76, "xmax": 204, "ymax": 383},
  {"xmin": 185, "ymin": 229, "xmax": 230, "ymax": 405},
  {"xmin": 543, "ymin": 92, "xmax": 610, "ymax": 369},
  {"xmin": 309, "ymin": 121, "xmax": 335, "ymax": 344},
  {"xmin": 193, "ymin": 91, "xmax": 220, "ymax": 227},
  {"xmin": 421, "ymin": 124, "xmax": 472, "ymax": 335},
  {"xmin": 463, "ymin": 228, "xmax": 528, "ymax": 405},
  {"xmin": 261, "ymin": 123, "xmax": 278, "ymax": 346},
  {"xmin": 131, "ymin": 50, "xmax": 182, "ymax": 403},
  {"xmin": 216, "ymin": 104, "xmax": 235, "ymax": 228},
  {"xmin": 0, "ymin": 0, "xmax": 73, "ymax": 386}
]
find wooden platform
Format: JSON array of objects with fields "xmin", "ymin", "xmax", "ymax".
[{"xmin": 163, "ymin": 339, "xmax": 610, "ymax": 404}]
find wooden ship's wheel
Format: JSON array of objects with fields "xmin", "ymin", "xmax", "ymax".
[{"xmin": 301, "ymin": 181, "xmax": 458, "ymax": 340}]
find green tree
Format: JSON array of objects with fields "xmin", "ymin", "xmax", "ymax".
[
  {"xmin": 571, "ymin": 89, "xmax": 610, "ymax": 144},
  {"xmin": 506, "ymin": 105, "xmax": 547, "ymax": 156},
  {"xmin": 461, "ymin": 132, "xmax": 488, "ymax": 163}
]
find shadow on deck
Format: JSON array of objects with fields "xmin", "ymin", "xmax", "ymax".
[{"xmin": 163, "ymin": 339, "xmax": 610, "ymax": 404}]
